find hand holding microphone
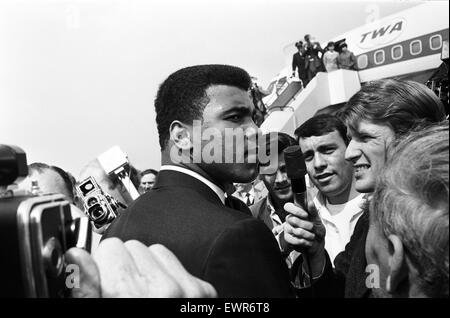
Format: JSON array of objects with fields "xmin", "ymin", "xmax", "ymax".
[
  {"xmin": 283, "ymin": 200, "xmax": 326, "ymax": 257},
  {"xmin": 282, "ymin": 146, "xmax": 326, "ymax": 277}
]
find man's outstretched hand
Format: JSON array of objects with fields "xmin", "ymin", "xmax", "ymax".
[{"xmin": 65, "ymin": 238, "xmax": 217, "ymax": 298}]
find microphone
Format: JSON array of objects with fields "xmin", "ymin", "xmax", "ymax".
[
  {"xmin": 283, "ymin": 145, "xmax": 315, "ymax": 295},
  {"xmin": 283, "ymin": 145, "xmax": 307, "ymax": 210}
]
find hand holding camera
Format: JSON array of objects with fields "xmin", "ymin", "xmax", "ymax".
[
  {"xmin": 1, "ymin": 144, "xmax": 216, "ymax": 298},
  {"xmin": 75, "ymin": 176, "xmax": 124, "ymax": 234}
]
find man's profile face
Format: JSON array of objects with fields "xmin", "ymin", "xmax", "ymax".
[
  {"xmin": 197, "ymin": 85, "xmax": 259, "ymax": 185},
  {"xmin": 299, "ymin": 130, "xmax": 353, "ymax": 199},
  {"xmin": 344, "ymin": 121, "xmax": 394, "ymax": 194},
  {"xmin": 262, "ymin": 153, "xmax": 293, "ymax": 203},
  {"xmin": 139, "ymin": 173, "xmax": 156, "ymax": 194}
]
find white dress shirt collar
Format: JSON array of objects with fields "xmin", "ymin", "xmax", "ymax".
[
  {"xmin": 314, "ymin": 191, "xmax": 364, "ymax": 223},
  {"xmin": 160, "ymin": 165, "xmax": 226, "ymax": 204},
  {"xmin": 236, "ymin": 187, "xmax": 255, "ymax": 203}
]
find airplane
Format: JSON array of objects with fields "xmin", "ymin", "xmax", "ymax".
[
  {"xmin": 259, "ymin": 1, "xmax": 449, "ymax": 135},
  {"xmin": 331, "ymin": 1, "xmax": 448, "ymax": 84}
]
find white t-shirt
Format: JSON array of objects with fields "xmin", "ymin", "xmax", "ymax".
[{"xmin": 313, "ymin": 193, "xmax": 365, "ymax": 264}]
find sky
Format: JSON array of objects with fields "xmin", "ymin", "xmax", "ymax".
[{"xmin": 0, "ymin": 0, "xmax": 423, "ymax": 178}]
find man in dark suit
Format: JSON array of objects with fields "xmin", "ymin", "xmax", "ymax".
[
  {"xmin": 103, "ymin": 64, "xmax": 295, "ymax": 297},
  {"xmin": 303, "ymin": 34, "xmax": 325, "ymax": 85},
  {"xmin": 292, "ymin": 41, "xmax": 308, "ymax": 87}
]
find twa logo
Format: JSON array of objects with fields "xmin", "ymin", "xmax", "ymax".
[{"xmin": 358, "ymin": 18, "xmax": 406, "ymax": 49}]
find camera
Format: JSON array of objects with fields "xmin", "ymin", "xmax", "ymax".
[
  {"xmin": 97, "ymin": 145, "xmax": 140, "ymax": 201},
  {"xmin": 0, "ymin": 145, "xmax": 82, "ymax": 298},
  {"xmin": 76, "ymin": 176, "xmax": 121, "ymax": 234}
]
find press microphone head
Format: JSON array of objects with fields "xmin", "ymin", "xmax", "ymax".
[
  {"xmin": 283, "ymin": 145, "xmax": 308, "ymax": 209},
  {"xmin": 283, "ymin": 145, "xmax": 306, "ymax": 180}
]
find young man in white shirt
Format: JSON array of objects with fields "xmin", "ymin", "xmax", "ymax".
[{"xmin": 295, "ymin": 114, "xmax": 364, "ymax": 264}]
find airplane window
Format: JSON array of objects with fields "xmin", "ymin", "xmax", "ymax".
[
  {"xmin": 357, "ymin": 54, "xmax": 368, "ymax": 69},
  {"xmin": 392, "ymin": 45, "xmax": 403, "ymax": 60},
  {"xmin": 410, "ymin": 40, "xmax": 422, "ymax": 55},
  {"xmin": 430, "ymin": 35, "xmax": 442, "ymax": 50},
  {"xmin": 374, "ymin": 50, "xmax": 385, "ymax": 65}
]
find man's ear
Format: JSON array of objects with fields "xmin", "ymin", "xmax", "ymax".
[
  {"xmin": 169, "ymin": 121, "xmax": 193, "ymax": 151},
  {"xmin": 386, "ymin": 234, "xmax": 407, "ymax": 295}
]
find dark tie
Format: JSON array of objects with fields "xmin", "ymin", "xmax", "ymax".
[{"xmin": 245, "ymin": 193, "xmax": 252, "ymax": 206}]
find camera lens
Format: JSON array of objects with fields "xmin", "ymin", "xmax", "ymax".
[
  {"xmin": 88, "ymin": 204, "xmax": 107, "ymax": 222},
  {"xmin": 42, "ymin": 237, "xmax": 64, "ymax": 278},
  {"xmin": 87, "ymin": 197, "xmax": 98, "ymax": 206}
]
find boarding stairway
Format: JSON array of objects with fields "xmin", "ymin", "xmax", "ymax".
[{"xmin": 260, "ymin": 70, "xmax": 361, "ymax": 136}]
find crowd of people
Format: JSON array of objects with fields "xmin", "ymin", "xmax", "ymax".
[
  {"xmin": 292, "ymin": 34, "xmax": 358, "ymax": 87},
  {"xmin": 1, "ymin": 64, "xmax": 448, "ymax": 298},
  {"xmin": 7, "ymin": 161, "xmax": 159, "ymax": 207}
]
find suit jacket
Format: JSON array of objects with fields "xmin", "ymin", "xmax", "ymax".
[
  {"xmin": 337, "ymin": 51, "xmax": 358, "ymax": 70},
  {"xmin": 103, "ymin": 170, "xmax": 295, "ymax": 298},
  {"xmin": 292, "ymin": 52, "xmax": 307, "ymax": 79},
  {"xmin": 250, "ymin": 197, "xmax": 275, "ymax": 231},
  {"xmin": 305, "ymin": 42, "xmax": 325, "ymax": 72}
]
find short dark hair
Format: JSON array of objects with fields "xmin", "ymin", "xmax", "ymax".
[
  {"xmin": 141, "ymin": 169, "xmax": 158, "ymax": 177},
  {"xmin": 327, "ymin": 41, "xmax": 335, "ymax": 48},
  {"xmin": 155, "ymin": 64, "xmax": 252, "ymax": 150},
  {"xmin": 276, "ymin": 132, "xmax": 297, "ymax": 154},
  {"xmin": 295, "ymin": 114, "xmax": 348, "ymax": 145},
  {"xmin": 340, "ymin": 79, "xmax": 446, "ymax": 138}
]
